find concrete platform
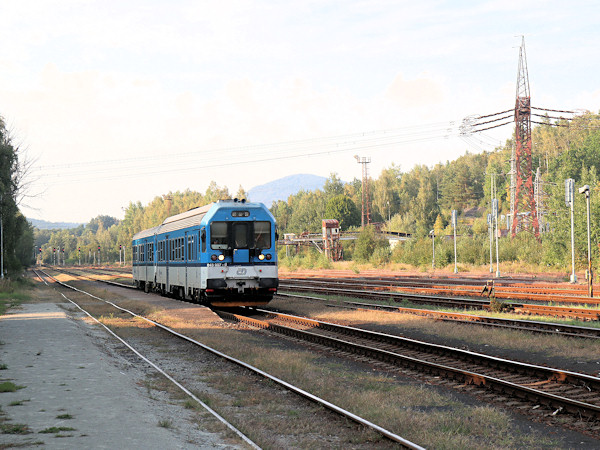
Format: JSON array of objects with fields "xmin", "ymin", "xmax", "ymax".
[{"xmin": 0, "ymin": 302, "xmax": 233, "ymax": 449}]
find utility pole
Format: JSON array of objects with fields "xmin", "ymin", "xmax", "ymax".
[
  {"xmin": 354, "ymin": 155, "xmax": 371, "ymax": 227},
  {"xmin": 579, "ymin": 185, "xmax": 593, "ymax": 297}
]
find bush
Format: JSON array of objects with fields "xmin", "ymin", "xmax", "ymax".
[{"xmin": 353, "ymin": 226, "xmax": 390, "ymax": 263}]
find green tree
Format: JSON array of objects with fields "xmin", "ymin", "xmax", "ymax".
[
  {"xmin": 0, "ymin": 116, "xmax": 35, "ymax": 272},
  {"xmin": 324, "ymin": 194, "xmax": 360, "ymax": 230}
]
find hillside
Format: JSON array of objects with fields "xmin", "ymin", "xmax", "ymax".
[
  {"xmin": 248, "ymin": 174, "xmax": 328, "ymax": 207},
  {"xmin": 28, "ymin": 218, "xmax": 83, "ymax": 230}
]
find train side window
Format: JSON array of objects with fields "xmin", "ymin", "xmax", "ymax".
[
  {"xmin": 254, "ymin": 221, "xmax": 271, "ymax": 249},
  {"xmin": 201, "ymin": 228, "xmax": 206, "ymax": 252}
]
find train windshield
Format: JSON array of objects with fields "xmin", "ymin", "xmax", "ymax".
[
  {"xmin": 233, "ymin": 223, "xmax": 248, "ymax": 248},
  {"xmin": 210, "ymin": 221, "xmax": 271, "ymax": 250},
  {"xmin": 210, "ymin": 222, "xmax": 229, "ymax": 249},
  {"xmin": 254, "ymin": 221, "xmax": 271, "ymax": 248}
]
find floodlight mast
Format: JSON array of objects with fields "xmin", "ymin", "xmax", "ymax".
[{"xmin": 355, "ymin": 155, "xmax": 372, "ymax": 227}]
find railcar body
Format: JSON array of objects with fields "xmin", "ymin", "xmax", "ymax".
[{"xmin": 132, "ymin": 199, "xmax": 278, "ymax": 306}]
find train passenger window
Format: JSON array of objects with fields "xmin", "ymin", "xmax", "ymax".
[
  {"xmin": 210, "ymin": 222, "xmax": 229, "ymax": 249},
  {"xmin": 254, "ymin": 222, "xmax": 271, "ymax": 249},
  {"xmin": 233, "ymin": 223, "xmax": 248, "ymax": 249}
]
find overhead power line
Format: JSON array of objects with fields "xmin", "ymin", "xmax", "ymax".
[{"xmin": 32, "ymin": 121, "xmax": 476, "ymax": 185}]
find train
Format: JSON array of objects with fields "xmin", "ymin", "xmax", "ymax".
[{"xmin": 132, "ymin": 199, "xmax": 278, "ymax": 306}]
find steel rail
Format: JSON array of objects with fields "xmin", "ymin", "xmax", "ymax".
[
  {"xmin": 279, "ymin": 281, "xmax": 491, "ymax": 308},
  {"xmin": 275, "ymin": 293, "xmax": 600, "ymax": 339},
  {"xmin": 37, "ymin": 268, "xmax": 423, "ymax": 449},
  {"xmin": 283, "ymin": 277, "xmax": 600, "ymax": 305},
  {"xmin": 278, "ymin": 282, "xmax": 600, "ymax": 321},
  {"xmin": 220, "ymin": 309, "xmax": 600, "ymax": 420}
]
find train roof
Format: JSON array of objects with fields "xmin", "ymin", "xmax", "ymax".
[
  {"xmin": 132, "ymin": 203, "xmax": 213, "ymax": 240},
  {"xmin": 132, "ymin": 200, "xmax": 271, "ymax": 240}
]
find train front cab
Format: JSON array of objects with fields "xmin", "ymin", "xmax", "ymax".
[{"xmin": 202, "ymin": 203, "xmax": 278, "ymax": 306}]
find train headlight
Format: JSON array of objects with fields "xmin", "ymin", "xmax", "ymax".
[
  {"xmin": 258, "ymin": 254, "xmax": 265, "ymax": 260},
  {"xmin": 218, "ymin": 254, "xmax": 225, "ymax": 261},
  {"xmin": 266, "ymin": 254, "xmax": 272, "ymax": 260},
  {"xmin": 211, "ymin": 254, "xmax": 217, "ymax": 261}
]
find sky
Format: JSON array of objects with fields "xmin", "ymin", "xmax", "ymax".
[{"xmin": 1, "ymin": 0, "xmax": 600, "ymax": 223}]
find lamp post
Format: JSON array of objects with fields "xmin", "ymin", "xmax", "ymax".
[
  {"xmin": 488, "ymin": 214, "xmax": 493, "ymax": 273},
  {"xmin": 429, "ymin": 229, "xmax": 435, "ymax": 269},
  {"xmin": 565, "ymin": 179, "xmax": 576, "ymax": 283},
  {"xmin": 452, "ymin": 210, "xmax": 458, "ymax": 274},
  {"xmin": 579, "ymin": 185, "xmax": 593, "ymax": 297}
]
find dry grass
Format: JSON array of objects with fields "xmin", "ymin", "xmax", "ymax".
[{"xmin": 144, "ymin": 311, "xmax": 562, "ymax": 449}]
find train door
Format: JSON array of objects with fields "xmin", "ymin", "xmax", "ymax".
[
  {"xmin": 165, "ymin": 235, "xmax": 170, "ymax": 292},
  {"xmin": 144, "ymin": 239, "xmax": 148, "ymax": 282},
  {"xmin": 153, "ymin": 235, "xmax": 158, "ymax": 287},
  {"xmin": 184, "ymin": 231, "xmax": 189, "ymax": 297},
  {"xmin": 232, "ymin": 222, "xmax": 250, "ymax": 264}
]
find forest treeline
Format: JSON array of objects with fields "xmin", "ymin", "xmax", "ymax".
[
  {"xmin": 0, "ymin": 116, "xmax": 34, "ymax": 276},
  {"xmin": 34, "ymin": 111, "xmax": 600, "ymax": 272}
]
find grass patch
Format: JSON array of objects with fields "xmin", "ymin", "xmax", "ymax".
[
  {"xmin": 0, "ymin": 277, "xmax": 33, "ymax": 315},
  {"xmin": 56, "ymin": 414, "xmax": 73, "ymax": 419},
  {"xmin": 183, "ymin": 399, "xmax": 200, "ymax": 410},
  {"xmin": 39, "ymin": 426, "xmax": 76, "ymax": 434},
  {"xmin": 8, "ymin": 399, "xmax": 30, "ymax": 406},
  {"xmin": 0, "ymin": 422, "xmax": 31, "ymax": 434},
  {"xmin": 157, "ymin": 418, "xmax": 173, "ymax": 429},
  {"xmin": 0, "ymin": 364, "xmax": 7, "ymax": 370},
  {"xmin": 0, "ymin": 381, "xmax": 25, "ymax": 393}
]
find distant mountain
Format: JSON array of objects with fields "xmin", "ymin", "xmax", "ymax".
[
  {"xmin": 28, "ymin": 218, "xmax": 83, "ymax": 230},
  {"xmin": 248, "ymin": 174, "xmax": 329, "ymax": 207}
]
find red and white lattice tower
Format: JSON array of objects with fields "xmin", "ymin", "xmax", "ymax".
[
  {"xmin": 509, "ymin": 37, "xmax": 539, "ymax": 238},
  {"xmin": 355, "ymin": 155, "xmax": 371, "ymax": 227}
]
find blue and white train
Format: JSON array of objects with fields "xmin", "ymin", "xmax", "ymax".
[{"xmin": 132, "ymin": 199, "xmax": 278, "ymax": 306}]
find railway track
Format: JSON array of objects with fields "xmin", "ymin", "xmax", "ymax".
[
  {"xmin": 50, "ymin": 269, "xmax": 600, "ymax": 339},
  {"xmin": 219, "ymin": 308, "xmax": 600, "ymax": 425},
  {"xmin": 281, "ymin": 276, "xmax": 600, "ymax": 303},
  {"xmin": 279, "ymin": 280, "xmax": 600, "ymax": 321},
  {"xmin": 276, "ymin": 293, "xmax": 600, "ymax": 339},
  {"xmin": 35, "ymin": 268, "xmax": 423, "ymax": 449}
]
